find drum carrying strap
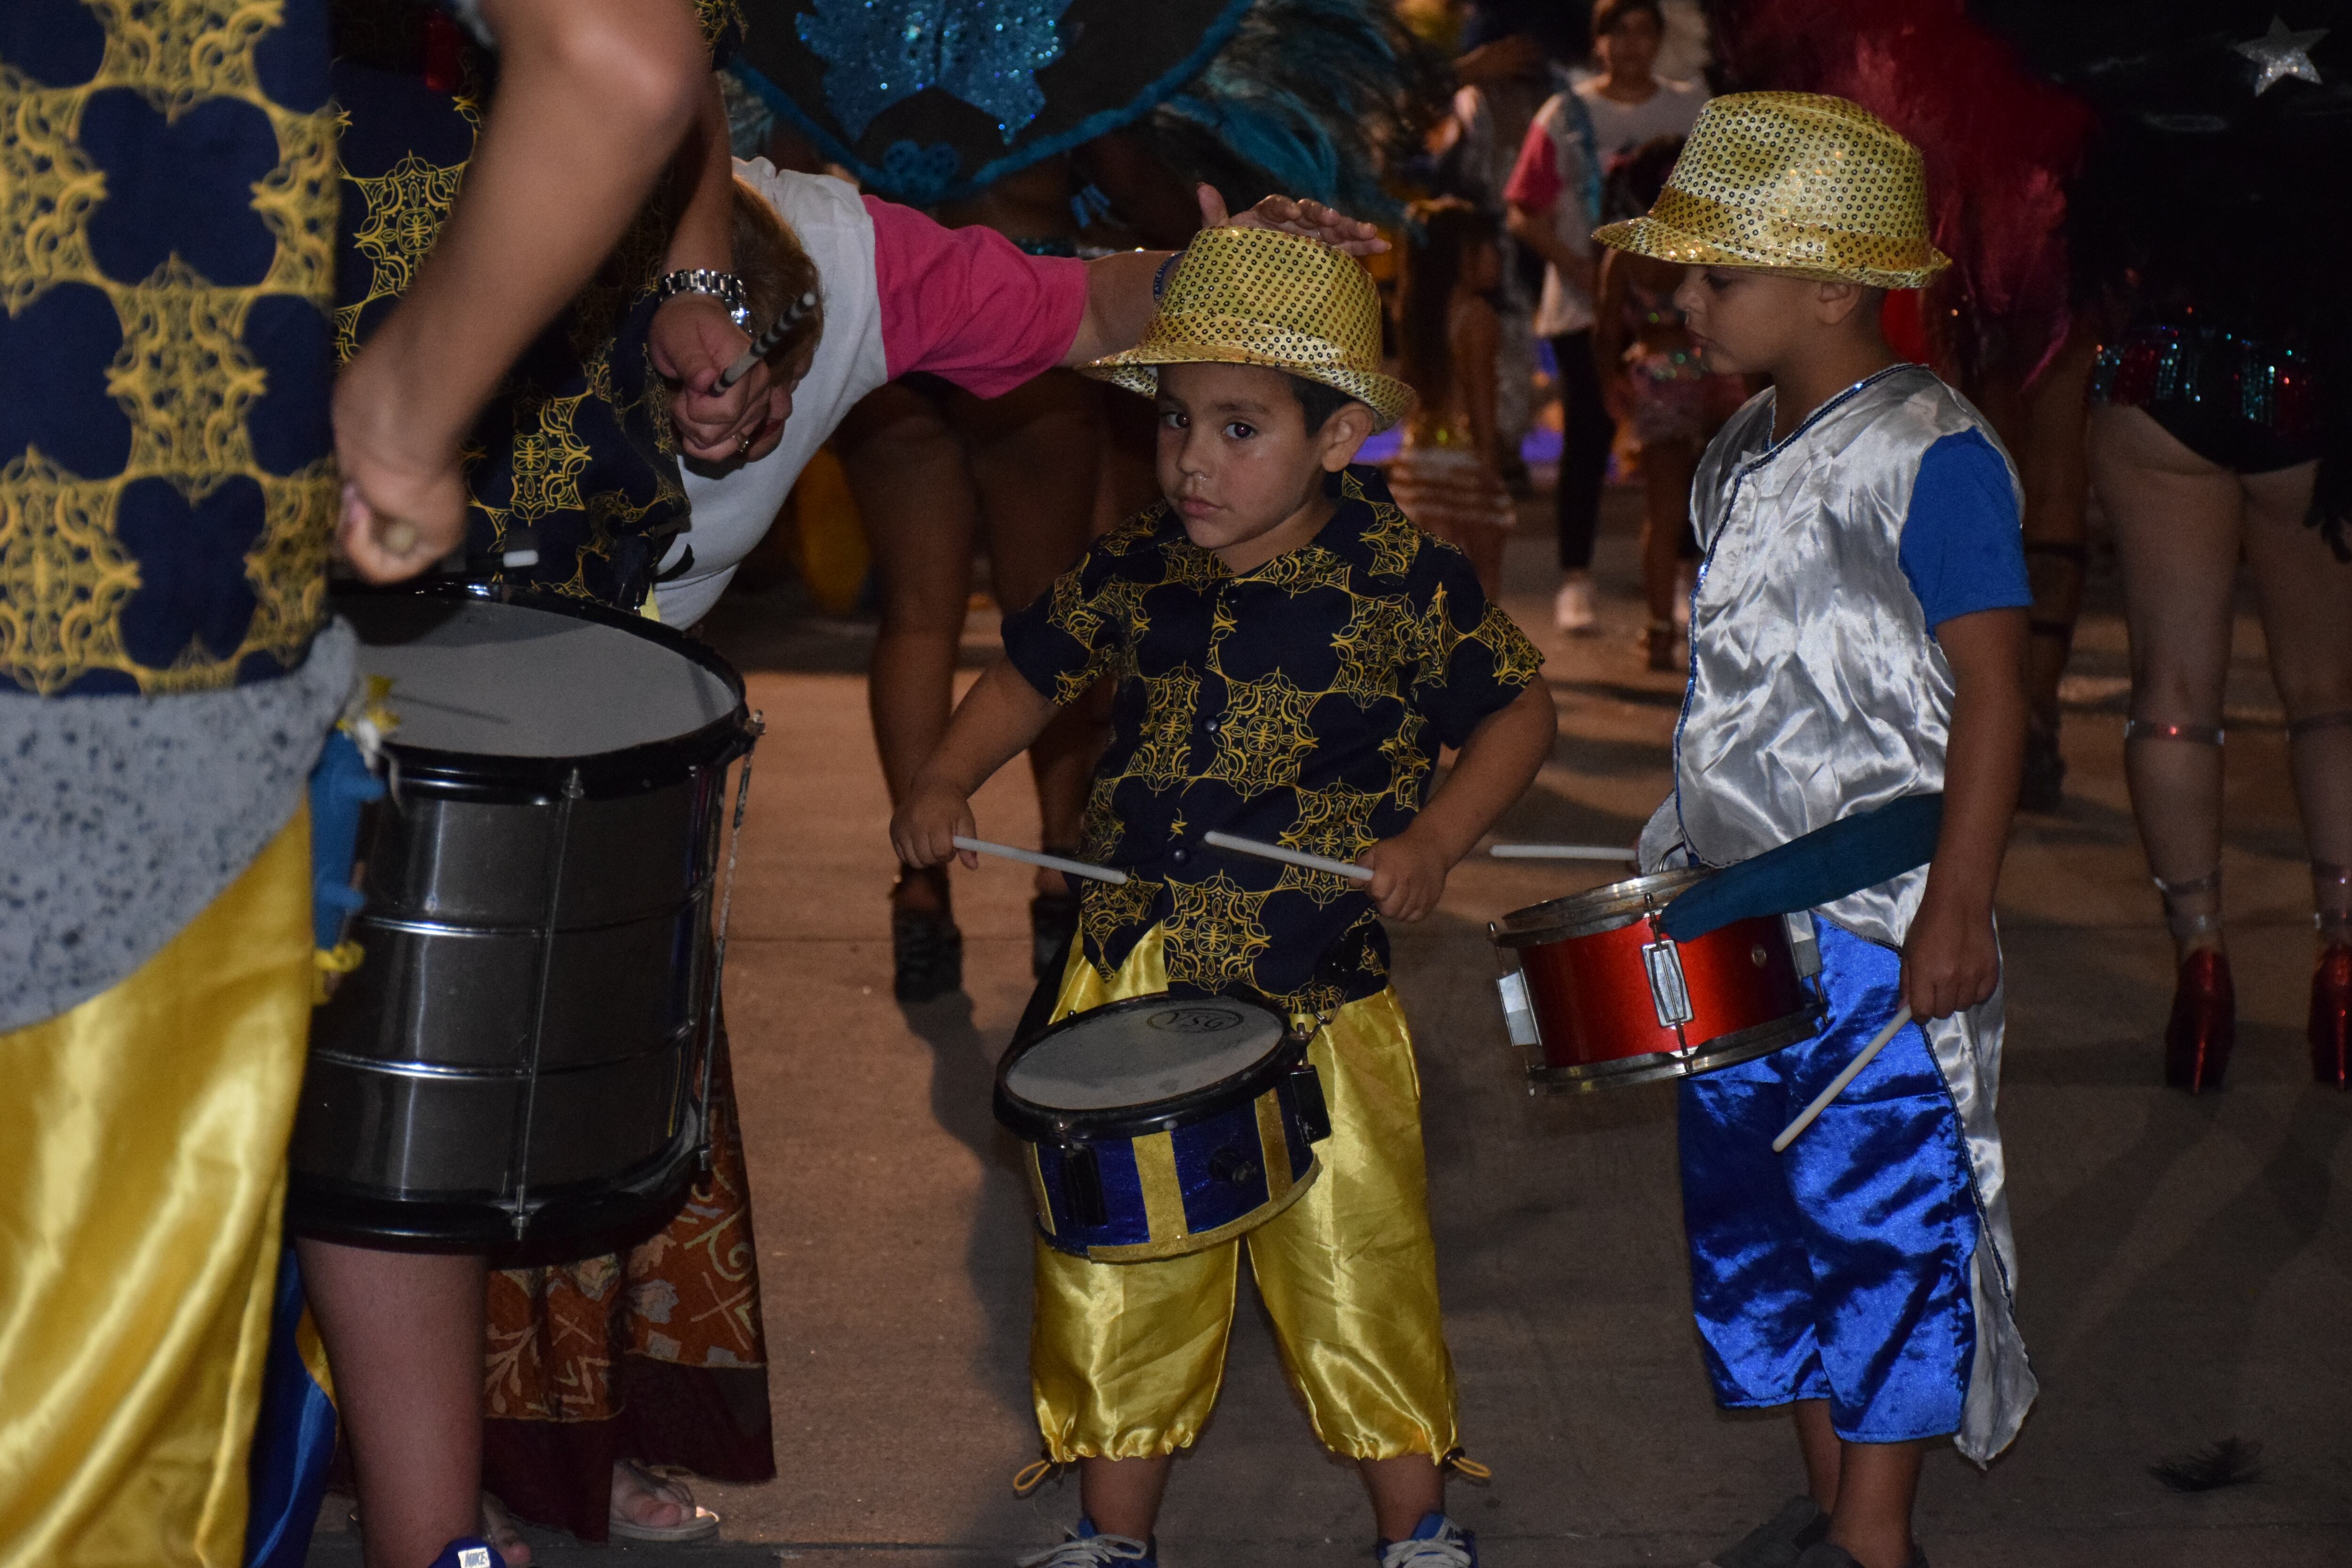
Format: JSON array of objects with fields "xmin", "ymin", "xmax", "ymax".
[{"xmin": 1658, "ymin": 794, "xmax": 1945, "ymax": 943}]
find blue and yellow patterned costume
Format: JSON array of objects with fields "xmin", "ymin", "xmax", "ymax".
[
  {"xmin": 2, "ymin": 2, "xmax": 342, "ymax": 1562},
  {"xmin": 1001, "ymin": 465, "xmax": 1540, "ymax": 1463}
]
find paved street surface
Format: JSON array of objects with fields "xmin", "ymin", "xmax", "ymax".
[{"xmin": 311, "ymin": 493, "xmax": 2352, "ymax": 1567}]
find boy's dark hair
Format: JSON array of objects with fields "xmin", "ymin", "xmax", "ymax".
[
  {"xmin": 1285, "ymin": 373, "xmax": 1361, "ymax": 434},
  {"xmin": 1590, "ymin": 0, "xmax": 1663, "ymax": 38}
]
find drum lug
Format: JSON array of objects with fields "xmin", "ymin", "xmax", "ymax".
[
  {"xmin": 1495, "ymin": 969, "xmax": 1541, "ymax": 1048},
  {"xmin": 1782, "ymin": 910, "xmax": 1822, "ymax": 978},
  {"xmin": 1642, "ymin": 936, "xmax": 1695, "ymax": 1030}
]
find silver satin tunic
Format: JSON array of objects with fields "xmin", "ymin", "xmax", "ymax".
[{"xmin": 1637, "ymin": 364, "xmax": 2038, "ymax": 1463}]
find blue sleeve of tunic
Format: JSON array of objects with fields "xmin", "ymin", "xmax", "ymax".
[{"xmin": 1898, "ymin": 428, "xmax": 2032, "ymax": 631}]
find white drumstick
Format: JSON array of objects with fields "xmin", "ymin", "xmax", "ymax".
[
  {"xmin": 1489, "ymin": 843, "xmax": 1637, "ymax": 861},
  {"xmin": 1203, "ymin": 829, "xmax": 1374, "ymax": 883},
  {"xmin": 952, "ymin": 836, "xmax": 1128, "ymax": 885},
  {"xmin": 1772, "ymin": 1005, "xmax": 1914, "ymax": 1153}
]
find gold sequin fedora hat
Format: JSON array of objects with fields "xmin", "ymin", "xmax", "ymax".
[
  {"xmin": 1084, "ymin": 226, "xmax": 1416, "ymax": 430},
  {"xmin": 1593, "ymin": 92, "xmax": 1950, "ymax": 289}
]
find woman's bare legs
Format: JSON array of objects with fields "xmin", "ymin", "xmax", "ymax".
[
  {"xmin": 836, "ymin": 382, "xmax": 981, "ymax": 921},
  {"xmin": 1638, "ymin": 436, "xmax": 1697, "ymax": 659},
  {"xmin": 961, "ymin": 369, "xmax": 1108, "ymax": 874},
  {"xmin": 2090, "ymin": 406, "xmax": 2244, "ymax": 959},
  {"xmin": 296, "ymin": 1241, "xmax": 486, "ymax": 1568},
  {"xmin": 2015, "ymin": 328, "xmax": 2098, "ymax": 806},
  {"xmin": 2241, "ymin": 461, "xmax": 2352, "ymax": 936}
]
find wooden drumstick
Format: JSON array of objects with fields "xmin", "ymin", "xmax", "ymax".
[
  {"xmin": 1202, "ymin": 830, "xmax": 1374, "ymax": 883},
  {"xmin": 952, "ymin": 836, "xmax": 1128, "ymax": 885},
  {"xmin": 1772, "ymin": 1005, "xmax": 1914, "ymax": 1153},
  {"xmin": 1489, "ymin": 843, "xmax": 1636, "ymax": 862}
]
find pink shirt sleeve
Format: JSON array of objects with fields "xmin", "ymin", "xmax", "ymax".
[
  {"xmin": 1502, "ymin": 106, "xmax": 1563, "ymax": 213},
  {"xmin": 863, "ymin": 197, "xmax": 1090, "ymax": 398}
]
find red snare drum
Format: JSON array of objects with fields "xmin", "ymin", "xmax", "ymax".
[{"xmin": 1490, "ymin": 868, "xmax": 1823, "ymax": 1092}]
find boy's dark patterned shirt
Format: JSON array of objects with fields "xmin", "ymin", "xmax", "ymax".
[{"xmin": 1002, "ymin": 465, "xmax": 1543, "ymax": 1013}]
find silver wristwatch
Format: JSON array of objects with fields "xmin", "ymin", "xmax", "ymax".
[{"xmin": 656, "ymin": 268, "xmax": 751, "ymax": 331}]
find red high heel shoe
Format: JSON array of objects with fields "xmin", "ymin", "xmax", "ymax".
[
  {"xmin": 2312, "ymin": 944, "xmax": 2352, "ymax": 1089},
  {"xmin": 2165, "ymin": 948, "xmax": 2235, "ymax": 1092}
]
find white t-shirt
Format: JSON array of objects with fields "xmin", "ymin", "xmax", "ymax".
[
  {"xmin": 1508, "ymin": 77, "xmax": 1707, "ymax": 338},
  {"xmin": 655, "ymin": 160, "xmax": 1088, "ymax": 626},
  {"xmin": 659, "ymin": 166, "xmax": 887, "ymax": 627}
]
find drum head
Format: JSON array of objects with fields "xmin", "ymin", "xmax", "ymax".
[
  {"xmin": 1006, "ymin": 999, "xmax": 1287, "ymax": 1113},
  {"xmin": 340, "ymin": 594, "xmax": 738, "ymax": 758}
]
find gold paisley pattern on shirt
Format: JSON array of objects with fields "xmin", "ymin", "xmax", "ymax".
[
  {"xmin": 1164, "ymin": 872, "xmax": 1273, "ymax": 992},
  {"xmin": 0, "ymin": 2, "xmax": 339, "ymax": 694},
  {"xmin": 1002, "ymin": 468, "xmax": 1544, "ymax": 1008}
]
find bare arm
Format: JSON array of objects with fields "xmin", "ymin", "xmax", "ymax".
[
  {"xmin": 1506, "ymin": 201, "xmax": 1594, "ymax": 297},
  {"xmin": 655, "ymin": 77, "xmax": 789, "ymax": 464},
  {"xmin": 1902, "ymin": 607, "xmax": 2028, "ymax": 1018},
  {"xmin": 1360, "ymin": 680, "xmax": 1559, "ymax": 920},
  {"xmin": 1590, "ymin": 248, "xmax": 1629, "ymax": 379},
  {"xmin": 1062, "ymin": 186, "xmax": 1392, "ymax": 366},
  {"xmin": 889, "ymin": 660, "xmax": 1063, "ymax": 870},
  {"xmin": 334, "ymin": 0, "xmax": 706, "ymax": 580}
]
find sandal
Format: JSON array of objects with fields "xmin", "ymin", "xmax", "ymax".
[
  {"xmin": 609, "ymin": 1458, "xmax": 720, "ymax": 1543},
  {"xmin": 891, "ymin": 865, "xmax": 963, "ymax": 1003}
]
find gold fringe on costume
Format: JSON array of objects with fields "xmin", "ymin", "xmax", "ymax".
[
  {"xmin": 0, "ymin": 813, "xmax": 315, "ymax": 1568},
  {"xmin": 1029, "ymin": 927, "xmax": 1458, "ymax": 1464}
]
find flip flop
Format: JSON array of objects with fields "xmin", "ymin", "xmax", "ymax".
[{"xmin": 608, "ymin": 1459, "xmax": 720, "ymax": 1544}]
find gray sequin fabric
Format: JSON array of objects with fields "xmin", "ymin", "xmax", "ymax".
[{"xmin": 0, "ymin": 622, "xmax": 357, "ymax": 1033}]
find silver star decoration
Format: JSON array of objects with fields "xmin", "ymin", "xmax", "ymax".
[{"xmin": 2233, "ymin": 15, "xmax": 2328, "ymax": 95}]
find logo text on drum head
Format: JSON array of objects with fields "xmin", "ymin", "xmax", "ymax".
[{"xmin": 1145, "ymin": 1007, "xmax": 1243, "ymax": 1035}]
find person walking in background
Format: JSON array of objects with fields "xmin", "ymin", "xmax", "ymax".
[
  {"xmin": 1504, "ymin": 0, "xmax": 1706, "ymax": 633},
  {"xmin": 1390, "ymin": 200, "xmax": 1518, "ymax": 595},
  {"xmin": 1589, "ymin": 134, "xmax": 1744, "ymax": 671}
]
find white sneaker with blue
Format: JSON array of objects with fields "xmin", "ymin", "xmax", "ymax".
[
  {"xmin": 1378, "ymin": 1512, "xmax": 1478, "ymax": 1567},
  {"xmin": 1017, "ymin": 1518, "xmax": 1156, "ymax": 1566}
]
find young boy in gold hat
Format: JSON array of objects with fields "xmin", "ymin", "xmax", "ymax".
[
  {"xmin": 1592, "ymin": 94, "xmax": 2038, "ymax": 1568},
  {"xmin": 891, "ymin": 226, "xmax": 1557, "ymax": 1568}
]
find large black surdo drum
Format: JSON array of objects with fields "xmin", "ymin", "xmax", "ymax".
[{"xmin": 291, "ymin": 586, "xmax": 759, "ymax": 1250}]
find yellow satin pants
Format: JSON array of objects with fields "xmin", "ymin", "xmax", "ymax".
[
  {"xmin": 1030, "ymin": 929, "xmax": 1458, "ymax": 1463},
  {"xmin": 0, "ymin": 812, "xmax": 314, "ymax": 1568}
]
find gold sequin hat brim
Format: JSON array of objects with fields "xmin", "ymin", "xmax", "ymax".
[
  {"xmin": 1084, "ymin": 227, "xmax": 1416, "ymax": 431},
  {"xmin": 1593, "ymin": 91, "xmax": 1951, "ymax": 290}
]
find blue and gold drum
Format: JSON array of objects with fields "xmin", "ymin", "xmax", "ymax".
[{"xmin": 995, "ymin": 995, "xmax": 1332, "ymax": 1262}]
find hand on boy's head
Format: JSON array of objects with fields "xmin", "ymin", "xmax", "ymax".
[
  {"xmin": 1200, "ymin": 185, "xmax": 1389, "ymax": 257},
  {"xmin": 1899, "ymin": 888, "xmax": 2001, "ymax": 1020},
  {"xmin": 889, "ymin": 779, "xmax": 980, "ymax": 872},
  {"xmin": 1359, "ymin": 832, "xmax": 1450, "ymax": 923}
]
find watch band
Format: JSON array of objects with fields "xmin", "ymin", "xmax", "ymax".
[{"xmin": 657, "ymin": 268, "xmax": 751, "ymax": 331}]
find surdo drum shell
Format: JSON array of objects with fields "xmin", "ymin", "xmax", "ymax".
[
  {"xmin": 1491, "ymin": 868, "xmax": 1825, "ymax": 1092},
  {"xmin": 995, "ymin": 995, "xmax": 1333, "ymax": 1262},
  {"xmin": 293, "ymin": 587, "xmax": 759, "ymax": 1251}
]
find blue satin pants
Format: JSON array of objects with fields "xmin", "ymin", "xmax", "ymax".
[{"xmin": 1677, "ymin": 919, "xmax": 1979, "ymax": 1443}]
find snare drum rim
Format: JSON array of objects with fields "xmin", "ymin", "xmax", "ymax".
[
  {"xmin": 1526, "ymin": 1001, "xmax": 1824, "ymax": 1093},
  {"xmin": 334, "ymin": 582, "xmax": 755, "ymax": 800},
  {"xmin": 1492, "ymin": 866, "xmax": 1713, "ymax": 947},
  {"xmin": 993, "ymin": 994, "xmax": 1308, "ymax": 1143}
]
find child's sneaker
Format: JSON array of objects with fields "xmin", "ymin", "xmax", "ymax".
[
  {"xmin": 1704, "ymin": 1496, "xmax": 1827, "ymax": 1568},
  {"xmin": 1377, "ymin": 1512, "xmax": 1478, "ymax": 1567},
  {"xmin": 424, "ymin": 1541, "xmax": 505, "ymax": 1568},
  {"xmin": 1791, "ymin": 1543, "xmax": 1926, "ymax": 1568},
  {"xmin": 1553, "ymin": 573, "xmax": 1597, "ymax": 634},
  {"xmin": 1017, "ymin": 1519, "xmax": 1155, "ymax": 1566}
]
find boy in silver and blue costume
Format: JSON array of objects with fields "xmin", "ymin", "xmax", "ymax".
[{"xmin": 1596, "ymin": 95, "xmax": 2039, "ymax": 1568}]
